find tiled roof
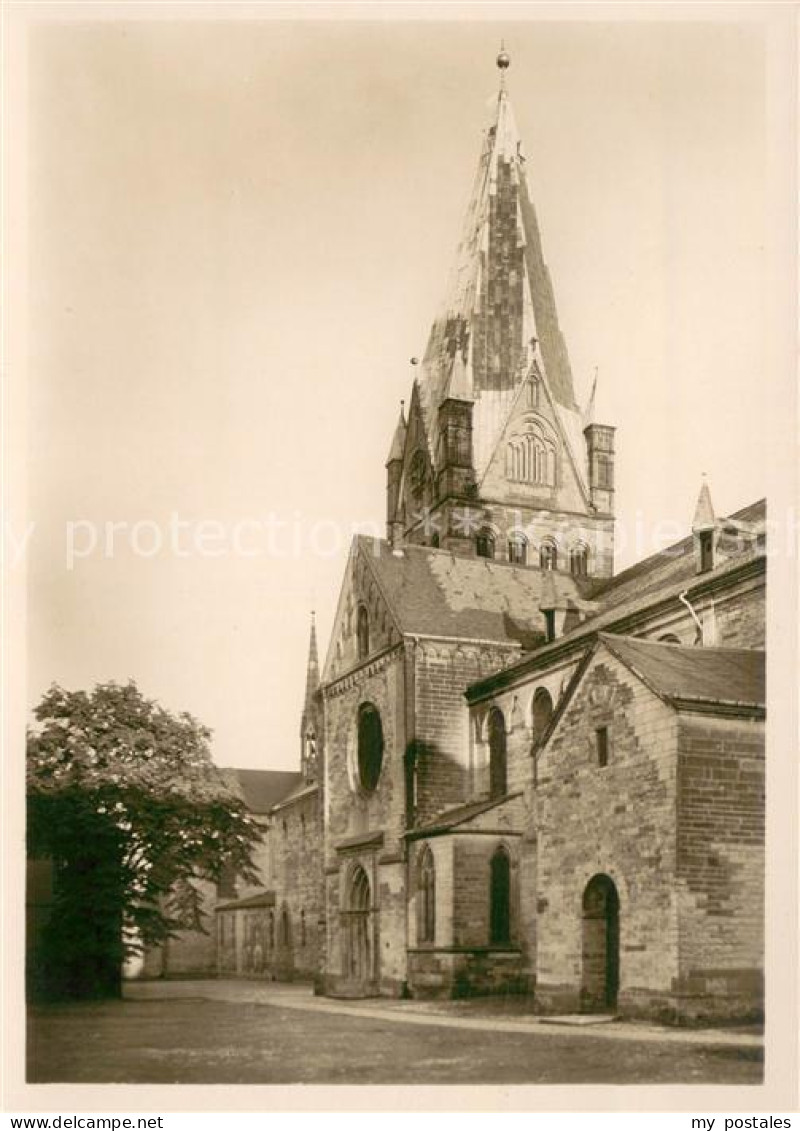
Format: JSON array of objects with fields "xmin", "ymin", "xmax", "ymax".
[
  {"xmin": 407, "ymin": 793, "xmax": 522, "ymax": 839},
  {"xmin": 220, "ymin": 768, "xmax": 303, "ymax": 814},
  {"xmin": 271, "ymin": 780, "xmax": 318, "ymax": 811},
  {"xmin": 601, "ymin": 635, "xmax": 766, "ymax": 710},
  {"xmin": 359, "ymin": 535, "xmax": 590, "ymax": 648},
  {"xmin": 467, "ymin": 499, "xmax": 766, "ymax": 700},
  {"xmin": 216, "ymin": 889, "xmax": 275, "ymax": 912},
  {"xmin": 586, "ymin": 499, "xmax": 766, "ymax": 616}
]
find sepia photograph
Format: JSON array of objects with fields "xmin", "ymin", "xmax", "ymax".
[{"xmin": 4, "ymin": 0, "xmax": 798, "ymax": 1115}]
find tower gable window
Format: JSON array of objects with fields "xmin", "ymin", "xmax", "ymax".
[
  {"xmin": 357, "ymin": 703, "xmax": 384, "ymax": 792},
  {"xmin": 487, "ymin": 707, "xmax": 507, "ymax": 797},
  {"xmin": 489, "ymin": 846, "xmax": 511, "ymax": 945},
  {"xmin": 570, "ymin": 544, "xmax": 589, "ymax": 578},
  {"xmin": 476, "ymin": 529, "xmax": 496, "ymax": 559},
  {"xmin": 539, "ymin": 540, "xmax": 558, "ymax": 571},
  {"xmin": 356, "ymin": 605, "xmax": 370, "ymax": 660},
  {"xmin": 508, "ymin": 534, "xmax": 527, "ymax": 566},
  {"xmin": 506, "ymin": 420, "xmax": 557, "ymax": 486}
]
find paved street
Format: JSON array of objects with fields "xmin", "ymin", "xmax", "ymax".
[{"xmin": 27, "ymin": 979, "xmax": 763, "ymax": 1085}]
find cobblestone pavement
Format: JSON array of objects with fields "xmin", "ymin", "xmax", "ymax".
[{"xmin": 27, "ymin": 979, "xmax": 763, "ymax": 1086}]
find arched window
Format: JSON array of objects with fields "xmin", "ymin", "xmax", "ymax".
[
  {"xmin": 431, "ymin": 532, "xmax": 440, "ymax": 548},
  {"xmin": 418, "ymin": 845, "xmax": 436, "ymax": 944},
  {"xmin": 268, "ymin": 910, "xmax": 275, "ymax": 950},
  {"xmin": 489, "ymin": 846, "xmax": 511, "ymax": 945},
  {"xmin": 570, "ymin": 545, "xmax": 589, "ymax": 578},
  {"xmin": 487, "ymin": 707, "xmax": 507, "ymax": 798},
  {"xmin": 357, "ymin": 703, "xmax": 384, "ymax": 792},
  {"xmin": 476, "ymin": 529, "xmax": 495, "ymax": 559},
  {"xmin": 539, "ymin": 540, "xmax": 558, "ymax": 571},
  {"xmin": 531, "ymin": 687, "xmax": 554, "ymax": 742},
  {"xmin": 505, "ymin": 421, "xmax": 557, "ymax": 486},
  {"xmin": 300, "ymin": 909, "xmax": 306, "ymax": 948},
  {"xmin": 508, "ymin": 534, "xmax": 527, "ymax": 566},
  {"xmin": 356, "ymin": 605, "xmax": 370, "ymax": 660}
]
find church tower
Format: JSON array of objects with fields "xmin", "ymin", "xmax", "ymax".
[{"xmin": 386, "ymin": 49, "xmax": 616, "ymax": 579}]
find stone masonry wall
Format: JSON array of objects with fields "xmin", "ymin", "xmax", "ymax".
[
  {"xmin": 535, "ymin": 649, "xmax": 680, "ymax": 1017},
  {"xmin": 414, "ymin": 639, "xmax": 518, "ymax": 827},
  {"xmin": 675, "ymin": 714, "xmax": 765, "ymax": 1020}
]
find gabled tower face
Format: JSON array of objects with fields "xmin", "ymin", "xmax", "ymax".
[{"xmin": 388, "ymin": 53, "xmax": 616, "ymax": 580}]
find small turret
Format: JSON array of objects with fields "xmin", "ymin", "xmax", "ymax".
[
  {"xmin": 583, "ymin": 375, "xmax": 615, "ymax": 516},
  {"xmin": 300, "ymin": 612, "xmax": 321, "ymax": 782},
  {"xmin": 386, "ymin": 402, "xmax": 407, "ymax": 547},
  {"xmin": 692, "ymin": 477, "xmax": 716, "ymax": 574},
  {"xmin": 436, "ymin": 351, "xmax": 475, "ymax": 501}
]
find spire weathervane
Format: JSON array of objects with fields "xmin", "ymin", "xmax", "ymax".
[{"xmin": 496, "ymin": 41, "xmax": 510, "ymax": 92}]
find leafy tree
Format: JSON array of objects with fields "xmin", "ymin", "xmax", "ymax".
[{"xmin": 27, "ymin": 681, "xmax": 260, "ymax": 1001}]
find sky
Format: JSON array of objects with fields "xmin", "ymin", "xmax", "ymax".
[{"xmin": 24, "ymin": 11, "xmax": 785, "ymax": 771}]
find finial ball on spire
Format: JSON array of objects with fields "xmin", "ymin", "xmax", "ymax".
[{"xmin": 496, "ymin": 48, "xmax": 510, "ymax": 70}]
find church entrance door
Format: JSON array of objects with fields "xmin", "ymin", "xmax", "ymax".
[
  {"xmin": 342, "ymin": 864, "xmax": 375, "ymax": 993},
  {"xmin": 581, "ymin": 874, "xmax": 619, "ymax": 1012}
]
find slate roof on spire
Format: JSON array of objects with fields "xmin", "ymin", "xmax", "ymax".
[
  {"xmin": 417, "ymin": 81, "xmax": 582, "ymax": 482},
  {"xmin": 303, "ymin": 612, "xmax": 319, "ymax": 711},
  {"xmin": 386, "ymin": 405, "xmax": 407, "ymax": 463}
]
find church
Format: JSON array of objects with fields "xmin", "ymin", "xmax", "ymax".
[{"xmin": 158, "ymin": 50, "xmax": 766, "ymax": 1024}]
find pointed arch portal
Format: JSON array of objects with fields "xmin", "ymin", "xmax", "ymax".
[{"xmin": 343, "ymin": 865, "xmax": 374, "ymax": 989}]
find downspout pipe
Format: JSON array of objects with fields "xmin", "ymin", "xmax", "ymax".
[{"xmin": 678, "ymin": 590, "xmax": 704, "ymax": 643}]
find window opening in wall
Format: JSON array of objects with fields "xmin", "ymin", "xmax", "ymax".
[
  {"xmin": 544, "ymin": 609, "xmax": 556, "ymax": 643},
  {"xmin": 487, "ymin": 707, "xmax": 507, "ymax": 797},
  {"xmin": 540, "ymin": 541, "xmax": 557, "ymax": 570},
  {"xmin": 357, "ymin": 605, "xmax": 370, "ymax": 659},
  {"xmin": 489, "ymin": 847, "xmax": 511, "ymax": 945},
  {"xmin": 476, "ymin": 530, "xmax": 495, "ymax": 559},
  {"xmin": 418, "ymin": 846, "xmax": 436, "ymax": 944},
  {"xmin": 300, "ymin": 909, "xmax": 306, "ymax": 947},
  {"xmin": 532, "ymin": 687, "xmax": 554, "ymax": 742},
  {"xmin": 570, "ymin": 545, "xmax": 589, "ymax": 577},
  {"xmin": 357, "ymin": 703, "xmax": 384, "ymax": 792},
  {"xmin": 508, "ymin": 535, "xmax": 527, "ymax": 566},
  {"xmin": 596, "ymin": 726, "xmax": 609, "ymax": 768}
]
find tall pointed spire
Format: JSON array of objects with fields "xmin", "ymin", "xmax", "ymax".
[
  {"xmin": 418, "ymin": 46, "xmax": 580, "ymax": 482},
  {"xmin": 386, "ymin": 401, "xmax": 407, "ymax": 464},
  {"xmin": 303, "ymin": 611, "xmax": 319, "ymax": 709}
]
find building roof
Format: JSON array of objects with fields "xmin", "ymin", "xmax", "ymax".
[
  {"xmin": 220, "ymin": 768, "xmax": 303, "ymax": 815},
  {"xmin": 407, "ymin": 793, "xmax": 521, "ymax": 840},
  {"xmin": 416, "ymin": 84, "xmax": 584, "ymax": 483},
  {"xmin": 587, "ymin": 499, "xmax": 765, "ymax": 616},
  {"xmin": 600, "ymin": 635, "xmax": 766, "ymax": 710},
  {"xmin": 359, "ymin": 534, "xmax": 590, "ymax": 648},
  {"xmin": 467, "ymin": 499, "xmax": 766, "ymax": 701},
  {"xmin": 216, "ymin": 889, "xmax": 276, "ymax": 912}
]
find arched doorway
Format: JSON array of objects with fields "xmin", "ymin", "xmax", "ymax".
[
  {"xmin": 344, "ymin": 865, "xmax": 373, "ymax": 988},
  {"xmin": 581, "ymin": 874, "xmax": 619, "ymax": 1012}
]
